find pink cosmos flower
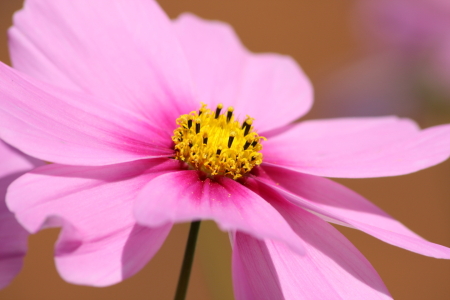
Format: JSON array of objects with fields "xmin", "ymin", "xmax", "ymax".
[
  {"xmin": 321, "ymin": 0, "xmax": 450, "ymax": 118},
  {"xmin": 0, "ymin": 140, "xmax": 43, "ymax": 289},
  {"xmin": 356, "ymin": 0, "xmax": 450, "ymax": 96},
  {"xmin": 1, "ymin": 0, "xmax": 450, "ymax": 298},
  {"xmin": 356, "ymin": 0, "xmax": 450, "ymax": 54}
]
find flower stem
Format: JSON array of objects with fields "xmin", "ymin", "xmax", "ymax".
[{"xmin": 174, "ymin": 221, "xmax": 201, "ymax": 300}]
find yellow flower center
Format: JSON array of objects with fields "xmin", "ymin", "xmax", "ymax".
[{"xmin": 172, "ymin": 103, "xmax": 265, "ymax": 180}]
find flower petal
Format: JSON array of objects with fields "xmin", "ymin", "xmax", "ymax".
[
  {"xmin": 253, "ymin": 164, "xmax": 450, "ymax": 258},
  {"xmin": 6, "ymin": 158, "xmax": 181, "ymax": 286},
  {"xmin": 133, "ymin": 170, "xmax": 305, "ymax": 255},
  {"xmin": 0, "ymin": 140, "xmax": 42, "ymax": 289},
  {"xmin": 9, "ymin": 0, "xmax": 197, "ymax": 128},
  {"xmin": 263, "ymin": 117, "xmax": 450, "ymax": 178},
  {"xmin": 232, "ymin": 205, "xmax": 391, "ymax": 299},
  {"xmin": 0, "ymin": 198, "xmax": 27, "ymax": 290},
  {"xmin": 174, "ymin": 14, "xmax": 313, "ymax": 132},
  {"xmin": 0, "ymin": 63, "xmax": 173, "ymax": 166}
]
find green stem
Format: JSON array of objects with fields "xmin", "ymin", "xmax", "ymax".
[{"xmin": 174, "ymin": 221, "xmax": 201, "ymax": 300}]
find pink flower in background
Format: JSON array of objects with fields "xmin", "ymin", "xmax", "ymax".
[
  {"xmin": 321, "ymin": 0, "xmax": 450, "ymax": 118},
  {"xmin": 0, "ymin": 140, "xmax": 43, "ymax": 289},
  {"xmin": 1, "ymin": 0, "xmax": 450, "ymax": 298},
  {"xmin": 356, "ymin": 0, "xmax": 450, "ymax": 53},
  {"xmin": 357, "ymin": 0, "xmax": 450, "ymax": 91}
]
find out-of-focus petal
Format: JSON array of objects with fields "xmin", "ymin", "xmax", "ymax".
[
  {"xmin": 232, "ymin": 204, "xmax": 391, "ymax": 299},
  {"xmin": 0, "ymin": 140, "xmax": 43, "ymax": 289},
  {"xmin": 0, "ymin": 202, "xmax": 27, "ymax": 290},
  {"xmin": 0, "ymin": 63, "xmax": 174, "ymax": 166},
  {"xmin": 174, "ymin": 14, "xmax": 313, "ymax": 133},
  {"xmin": 133, "ymin": 170, "xmax": 305, "ymax": 255},
  {"xmin": 253, "ymin": 164, "xmax": 450, "ymax": 259},
  {"xmin": 263, "ymin": 117, "xmax": 450, "ymax": 178},
  {"xmin": 7, "ymin": 159, "xmax": 181, "ymax": 286},
  {"xmin": 0, "ymin": 192, "xmax": 27, "ymax": 290},
  {"xmin": 9, "ymin": 0, "xmax": 197, "ymax": 129},
  {"xmin": 319, "ymin": 53, "xmax": 421, "ymax": 118}
]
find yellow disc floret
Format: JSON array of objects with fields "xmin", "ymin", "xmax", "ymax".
[{"xmin": 172, "ymin": 103, "xmax": 265, "ymax": 180}]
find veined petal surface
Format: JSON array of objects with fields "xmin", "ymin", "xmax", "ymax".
[
  {"xmin": 133, "ymin": 170, "xmax": 305, "ymax": 255},
  {"xmin": 9, "ymin": 0, "xmax": 197, "ymax": 129},
  {"xmin": 253, "ymin": 165, "xmax": 450, "ymax": 259},
  {"xmin": 6, "ymin": 159, "xmax": 181, "ymax": 286},
  {"xmin": 174, "ymin": 13, "xmax": 313, "ymax": 133},
  {"xmin": 263, "ymin": 117, "xmax": 450, "ymax": 178},
  {"xmin": 0, "ymin": 63, "xmax": 173, "ymax": 166}
]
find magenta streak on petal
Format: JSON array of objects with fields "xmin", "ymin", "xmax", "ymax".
[{"xmin": 133, "ymin": 170, "xmax": 306, "ymax": 255}]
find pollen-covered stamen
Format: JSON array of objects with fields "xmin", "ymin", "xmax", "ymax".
[
  {"xmin": 243, "ymin": 138, "xmax": 252, "ymax": 150},
  {"xmin": 215, "ymin": 103, "xmax": 223, "ymax": 119},
  {"xmin": 226, "ymin": 106, "xmax": 234, "ymax": 122},
  {"xmin": 242, "ymin": 119, "xmax": 253, "ymax": 136},
  {"xmin": 228, "ymin": 131, "xmax": 236, "ymax": 148},
  {"xmin": 195, "ymin": 118, "xmax": 201, "ymax": 134},
  {"xmin": 172, "ymin": 103, "xmax": 265, "ymax": 180}
]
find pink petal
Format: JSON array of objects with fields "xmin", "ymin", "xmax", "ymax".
[
  {"xmin": 0, "ymin": 199, "xmax": 27, "ymax": 290},
  {"xmin": 173, "ymin": 14, "xmax": 313, "ymax": 133},
  {"xmin": 6, "ymin": 158, "xmax": 181, "ymax": 286},
  {"xmin": 263, "ymin": 117, "xmax": 450, "ymax": 178},
  {"xmin": 0, "ymin": 63, "xmax": 174, "ymax": 166},
  {"xmin": 133, "ymin": 170, "xmax": 305, "ymax": 255},
  {"xmin": 253, "ymin": 164, "xmax": 450, "ymax": 259},
  {"xmin": 0, "ymin": 140, "xmax": 43, "ymax": 177},
  {"xmin": 9, "ymin": 0, "xmax": 197, "ymax": 129},
  {"xmin": 232, "ymin": 204, "xmax": 391, "ymax": 299},
  {"xmin": 0, "ymin": 140, "xmax": 42, "ymax": 289}
]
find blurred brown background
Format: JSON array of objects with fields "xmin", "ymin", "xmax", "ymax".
[{"xmin": 0, "ymin": 0, "xmax": 449, "ymax": 299}]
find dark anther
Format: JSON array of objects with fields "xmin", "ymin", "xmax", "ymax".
[
  {"xmin": 243, "ymin": 121, "xmax": 251, "ymax": 136},
  {"xmin": 228, "ymin": 136, "xmax": 235, "ymax": 148},
  {"xmin": 226, "ymin": 107, "xmax": 234, "ymax": 122},
  {"xmin": 187, "ymin": 119, "xmax": 193, "ymax": 129},
  {"xmin": 195, "ymin": 122, "xmax": 200, "ymax": 134},
  {"xmin": 251, "ymin": 156, "xmax": 256, "ymax": 161},
  {"xmin": 243, "ymin": 141, "xmax": 251, "ymax": 150},
  {"xmin": 216, "ymin": 148, "xmax": 222, "ymax": 155},
  {"xmin": 189, "ymin": 142, "xmax": 193, "ymax": 148},
  {"xmin": 215, "ymin": 104, "xmax": 223, "ymax": 119},
  {"xmin": 251, "ymin": 140, "xmax": 258, "ymax": 147},
  {"xmin": 203, "ymin": 137, "xmax": 208, "ymax": 144}
]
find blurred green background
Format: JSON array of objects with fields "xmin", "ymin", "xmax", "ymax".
[{"xmin": 0, "ymin": 1, "xmax": 449, "ymax": 299}]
